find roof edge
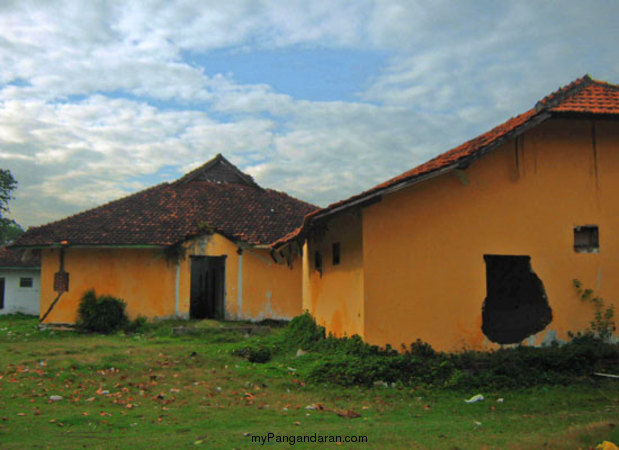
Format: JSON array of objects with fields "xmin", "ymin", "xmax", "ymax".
[
  {"xmin": 10, "ymin": 244, "xmax": 167, "ymax": 249},
  {"xmin": 534, "ymin": 74, "xmax": 594, "ymax": 112},
  {"xmin": 272, "ymin": 110, "xmax": 553, "ymax": 250}
]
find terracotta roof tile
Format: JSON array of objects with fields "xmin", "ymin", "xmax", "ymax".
[
  {"xmin": 13, "ymin": 155, "xmax": 317, "ymax": 248},
  {"xmin": 0, "ymin": 246, "xmax": 40, "ymax": 268},
  {"xmin": 272, "ymin": 75, "xmax": 619, "ymax": 248}
]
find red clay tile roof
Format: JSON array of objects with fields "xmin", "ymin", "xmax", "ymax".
[
  {"xmin": 272, "ymin": 75, "xmax": 619, "ymax": 248},
  {"xmin": 13, "ymin": 155, "xmax": 317, "ymax": 248},
  {"xmin": 0, "ymin": 246, "xmax": 40, "ymax": 268}
]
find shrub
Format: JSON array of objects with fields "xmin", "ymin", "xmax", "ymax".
[
  {"xmin": 235, "ymin": 312, "xmax": 619, "ymax": 390},
  {"xmin": 126, "ymin": 315, "xmax": 148, "ymax": 333},
  {"xmin": 308, "ymin": 335, "xmax": 619, "ymax": 389},
  {"xmin": 248, "ymin": 346, "xmax": 272, "ymax": 363},
  {"xmin": 284, "ymin": 311, "xmax": 326, "ymax": 350},
  {"xmin": 232, "ymin": 345, "xmax": 272, "ymax": 363},
  {"xmin": 76, "ymin": 290, "xmax": 129, "ymax": 334}
]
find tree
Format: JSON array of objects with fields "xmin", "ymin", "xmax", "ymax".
[
  {"xmin": 1, "ymin": 222, "xmax": 24, "ymax": 245},
  {"xmin": 0, "ymin": 169, "xmax": 18, "ymax": 244}
]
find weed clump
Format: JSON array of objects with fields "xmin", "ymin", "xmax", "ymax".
[
  {"xmin": 230, "ymin": 312, "xmax": 618, "ymax": 389},
  {"xmin": 126, "ymin": 315, "xmax": 148, "ymax": 333},
  {"xmin": 76, "ymin": 290, "xmax": 129, "ymax": 334},
  {"xmin": 247, "ymin": 346, "xmax": 272, "ymax": 363},
  {"xmin": 284, "ymin": 311, "xmax": 326, "ymax": 350},
  {"xmin": 232, "ymin": 345, "xmax": 272, "ymax": 363},
  {"xmin": 310, "ymin": 333, "xmax": 619, "ymax": 389}
]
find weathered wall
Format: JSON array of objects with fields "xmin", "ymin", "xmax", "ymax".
[
  {"xmin": 40, "ymin": 233, "xmax": 303, "ymax": 324},
  {"xmin": 303, "ymin": 210, "xmax": 365, "ymax": 337},
  {"xmin": 237, "ymin": 247, "xmax": 302, "ymax": 320},
  {"xmin": 304, "ymin": 118, "xmax": 619, "ymax": 351},
  {"xmin": 178, "ymin": 234, "xmax": 239, "ymax": 318},
  {"xmin": 360, "ymin": 118, "xmax": 619, "ymax": 351},
  {"xmin": 0, "ymin": 269, "xmax": 40, "ymax": 315},
  {"xmin": 40, "ymin": 247, "xmax": 175, "ymax": 323},
  {"xmin": 179, "ymin": 234, "xmax": 302, "ymax": 320}
]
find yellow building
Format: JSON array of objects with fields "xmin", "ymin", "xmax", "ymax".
[
  {"xmin": 13, "ymin": 155, "xmax": 316, "ymax": 325},
  {"xmin": 274, "ymin": 75, "xmax": 619, "ymax": 352}
]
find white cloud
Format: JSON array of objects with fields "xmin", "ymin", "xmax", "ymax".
[{"xmin": 0, "ymin": 0, "xmax": 618, "ymax": 228}]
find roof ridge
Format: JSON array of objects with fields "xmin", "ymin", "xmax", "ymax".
[
  {"xmin": 174, "ymin": 153, "xmax": 260, "ymax": 188},
  {"xmin": 534, "ymin": 74, "xmax": 594, "ymax": 112},
  {"xmin": 588, "ymin": 77, "xmax": 619, "ymax": 90}
]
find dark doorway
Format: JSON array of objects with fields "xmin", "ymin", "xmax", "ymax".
[
  {"xmin": 481, "ymin": 255, "xmax": 552, "ymax": 344},
  {"xmin": 190, "ymin": 256, "xmax": 226, "ymax": 319},
  {"xmin": 0, "ymin": 278, "xmax": 4, "ymax": 309}
]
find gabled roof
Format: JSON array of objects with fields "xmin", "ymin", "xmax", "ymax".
[
  {"xmin": 272, "ymin": 75, "xmax": 619, "ymax": 249},
  {"xmin": 0, "ymin": 246, "xmax": 40, "ymax": 268},
  {"xmin": 13, "ymin": 155, "xmax": 317, "ymax": 248}
]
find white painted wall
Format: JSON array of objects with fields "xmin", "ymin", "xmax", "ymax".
[{"xmin": 0, "ymin": 269, "xmax": 40, "ymax": 315}]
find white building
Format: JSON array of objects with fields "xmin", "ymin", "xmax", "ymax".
[{"xmin": 0, "ymin": 246, "xmax": 40, "ymax": 315}]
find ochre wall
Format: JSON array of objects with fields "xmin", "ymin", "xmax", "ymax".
[
  {"xmin": 362, "ymin": 118, "xmax": 619, "ymax": 351},
  {"xmin": 40, "ymin": 247, "xmax": 176, "ymax": 323},
  {"xmin": 238, "ymin": 247, "xmax": 302, "ymax": 320},
  {"xmin": 179, "ymin": 234, "xmax": 239, "ymax": 318},
  {"xmin": 40, "ymin": 233, "xmax": 302, "ymax": 324},
  {"xmin": 179, "ymin": 234, "xmax": 302, "ymax": 320},
  {"xmin": 305, "ymin": 118, "xmax": 619, "ymax": 351},
  {"xmin": 304, "ymin": 210, "xmax": 365, "ymax": 337}
]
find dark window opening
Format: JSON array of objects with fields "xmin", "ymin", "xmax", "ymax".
[
  {"xmin": 0, "ymin": 278, "xmax": 4, "ymax": 309},
  {"xmin": 314, "ymin": 251, "xmax": 322, "ymax": 274},
  {"xmin": 19, "ymin": 277, "xmax": 33, "ymax": 288},
  {"xmin": 574, "ymin": 225, "xmax": 599, "ymax": 253},
  {"xmin": 481, "ymin": 254, "xmax": 552, "ymax": 344},
  {"xmin": 332, "ymin": 242, "xmax": 341, "ymax": 266}
]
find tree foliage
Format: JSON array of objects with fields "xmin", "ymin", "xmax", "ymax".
[
  {"xmin": 1, "ymin": 222, "xmax": 24, "ymax": 245},
  {"xmin": 0, "ymin": 169, "xmax": 19, "ymax": 244},
  {"xmin": 0, "ymin": 169, "xmax": 17, "ymax": 214}
]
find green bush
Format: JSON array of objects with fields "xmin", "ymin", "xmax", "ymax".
[
  {"xmin": 76, "ymin": 289, "xmax": 129, "ymax": 334},
  {"xmin": 233, "ymin": 312, "xmax": 619, "ymax": 390},
  {"xmin": 126, "ymin": 315, "xmax": 148, "ymax": 333},
  {"xmin": 307, "ymin": 333, "xmax": 619, "ymax": 389},
  {"xmin": 247, "ymin": 346, "xmax": 272, "ymax": 363},
  {"xmin": 232, "ymin": 345, "xmax": 272, "ymax": 363},
  {"xmin": 284, "ymin": 311, "xmax": 326, "ymax": 350}
]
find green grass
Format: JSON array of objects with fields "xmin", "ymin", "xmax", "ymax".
[{"xmin": 0, "ymin": 314, "xmax": 617, "ymax": 449}]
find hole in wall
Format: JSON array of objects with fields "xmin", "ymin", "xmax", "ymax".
[{"xmin": 481, "ymin": 254, "xmax": 552, "ymax": 344}]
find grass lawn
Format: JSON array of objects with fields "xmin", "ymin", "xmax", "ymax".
[{"xmin": 0, "ymin": 314, "xmax": 617, "ymax": 449}]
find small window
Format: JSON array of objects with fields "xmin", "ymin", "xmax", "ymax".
[
  {"xmin": 314, "ymin": 251, "xmax": 323, "ymax": 274},
  {"xmin": 574, "ymin": 225, "xmax": 599, "ymax": 253},
  {"xmin": 19, "ymin": 277, "xmax": 33, "ymax": 288},
  {"xmin": 332, "ymin": 242, "xmax": 341, "ymax": 266}
]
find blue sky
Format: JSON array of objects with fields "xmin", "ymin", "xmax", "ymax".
[
  {"xmin": 0, "ymin": 0, "xmax": 618, "ymax": 227},
  {"xmin": 189, "ymin": 48, "xmax": 388, "ymax": 102}
]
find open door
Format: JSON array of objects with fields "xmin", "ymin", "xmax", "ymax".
[{"xmin": 190, "ymin": 256, "xmax": 226, "ymax": 319}]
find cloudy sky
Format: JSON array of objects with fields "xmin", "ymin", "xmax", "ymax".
[{"xmin": 1, "ymin": 0, "xmax": 618, "ymax": 227}]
